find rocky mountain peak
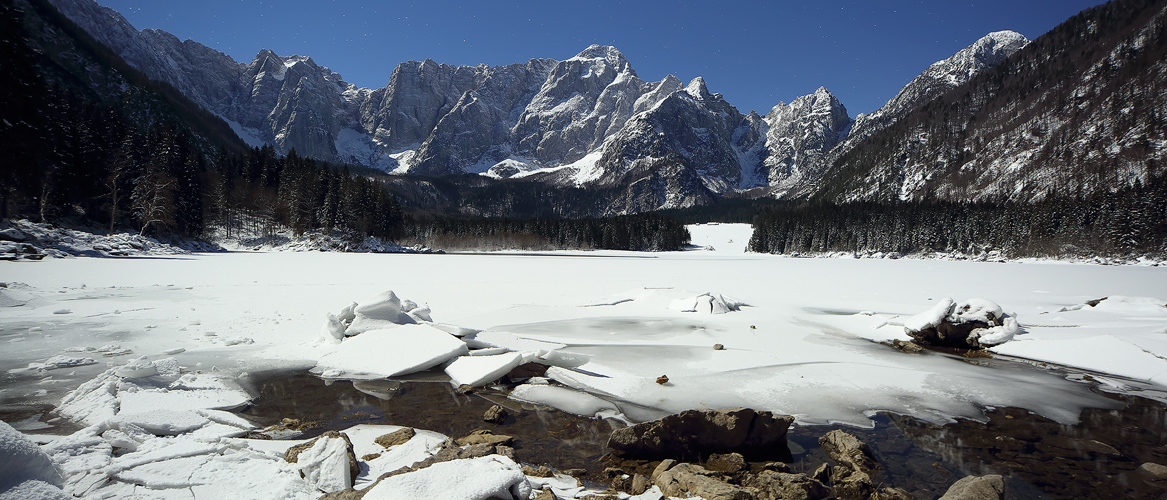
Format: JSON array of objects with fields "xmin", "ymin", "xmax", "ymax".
[
  {"xmin": 572, "ymin": 44, "xmax": 633, "ymax": 74},
  {"xmin": 684, "ymin": 77, "xmax": 711, "ymax": 99}
]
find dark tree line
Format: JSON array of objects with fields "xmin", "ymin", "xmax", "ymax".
[
  {"xmin": 751, "ymin": 172, "xmax": 1167, "ymax": 258},
  {"xmin": 403, "ymin": 214, "xmax": 691, "ymax": 251}
]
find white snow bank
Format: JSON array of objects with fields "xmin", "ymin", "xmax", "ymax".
[
  {"xmin": 668, "ymin": 292, "xmax": 747, "ymax": 314},
  {"xmin": 445, "ymin": 352, "xmax": 523, "ymax": 387},
  {"xmin": 339, "ymin": 425, "xmax": 448, "ymax": 482},
  {"xmin": 360, "ymin": 455, "xmax": 531, "ymax": 500},
  {"xmin": 0, "ymin": 421, "xmax": 64, "ymax": 493},
  {"xmin": 315, "ymin": 325, "xmax": 468, "ymax": 379}
]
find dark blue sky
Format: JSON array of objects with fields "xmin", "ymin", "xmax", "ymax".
[{"xmin": 100, "ymin": 0, "xmax": 1104, "ymax": 116}]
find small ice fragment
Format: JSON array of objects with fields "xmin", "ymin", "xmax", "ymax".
[{"xmin": 53, "ymin": 309, "xmax": 72, "ymax": 315}]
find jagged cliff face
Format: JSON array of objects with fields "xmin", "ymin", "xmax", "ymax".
[
  {"xmin": 753, "ymin": 87, "xmax": 851, "ymax": 190},
  {"xmin": 52, "ymin": 0, "xmax": 1077, "ymax": 214}
]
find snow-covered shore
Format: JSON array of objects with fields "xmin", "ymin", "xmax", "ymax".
[{"xmin": 3, "ymin": 223, "xmax": 1167, "ymax": 498}]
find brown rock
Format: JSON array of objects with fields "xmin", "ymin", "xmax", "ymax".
[
  {"xmin": 483, "ymin": 404, "xmax": 509, "ymax": 424},
  {"xmin": 563, "ymin": 468, "xmax": 587, "ymax": 477},
  {"xmin": 630, "ymin": 474, "xmax": 651, "ymax": 495},
  {"xmin": 655, "ymin": 462, "xmax": 754, "ymax": 500},
  {"xmin": 713, "ymin": 344, "xmax": 725, "ymax": 350},
  {"xmin": 651, "ymin": 459, "xmax": 677, "ymax": 483},
  {"xmin": 456, "ymin": 429, "xmax": 514, "ymax": 446},
  {"xmin": 508, "ymin": 362, "xmax": 549, "ymax": 379},
  {"xmin": 705, "ymin": 452, "xmax": 746, "ymax": 473},
  {"xmin": 374, "ymin": 427, "xmax": 416, "ymax": 448},
  {"xmin": 870, "ymin": 487, "xmax": 914, "ymax": 500},
  {"xmin": 455, "ymin": 384, "xmax": 475, "ymax": 395},
  {"xmin": 811, "ymin": 463, "xmax": 831, "ymax": 485},
  {"xmin": 818, "ymin": 430, "xmax": 879, "ymax": 473},
  {"xmin": 890, "ymin": 339, "xmax": 924, "ymax": 353},
  {"xmin": 1138, "ymin": 462, "xmax": 1167, "ymax": 488},
  {"xmin": 607, "ymin": 408, "xmax": 794, "ymax": 461},
  {"xmin": 523, "ymin": 465, "xmax": 555, "ymax": 478},
  {"xmin": 938, "ymin": 474, "xmax": 1005, "ymax": 500},
  {"xmin": 656, "ymin": 375, "xmax": 669, "ymax": 385},
  {"xmin": 743, "ymin": 471, "xmax": 830, "ymax": 500},
  {"xmin": 532, "ymin": 489, "xmax": 558, "ymax": 500},
  {"xmin": 361, "ymin": 453, "xmax": 381, "ymax": 461}
]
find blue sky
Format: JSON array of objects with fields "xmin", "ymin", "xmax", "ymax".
[{"xmin": 100, "ymin": 0, "xmax": 1104, "ymax": 116}]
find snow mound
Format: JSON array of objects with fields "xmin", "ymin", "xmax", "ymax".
[{"xmin": 668, "ymin": 292, "xmax": 748, "ymax": 314}]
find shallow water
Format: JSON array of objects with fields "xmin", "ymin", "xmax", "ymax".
[{"xmin": 240, "ymin": 370, "xmax": 1167, "ymax": 499}]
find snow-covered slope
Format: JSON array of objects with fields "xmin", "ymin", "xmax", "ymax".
[{"xmin": 812, "ymin": 0, "xmax": 1167, "ymax": 203}]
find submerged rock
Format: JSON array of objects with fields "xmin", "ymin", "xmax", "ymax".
[
  {"xmin": 607, "ymin": 408, "xmax": 794, "ymax": 461},
  {"xmin": 484, "ymin": 404, "xmax": 509, "ymax": 424},
  {"xmin": 939, "ymin": 474, "xmax": 1005, "ymax": 500}
]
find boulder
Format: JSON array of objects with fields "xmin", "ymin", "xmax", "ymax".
[
  {"xmin": 818, "ymin": 430, "xmax": 879, "ymax": 500},
  {"xmin": 743, "ymin": 471, "xmax": 831, "ymax": 500},
  {"xmin": 938, "ymin": 474, "xmax": 1005, "ymax": 500},
  {"xmin": 1138, "ymin": 462, "xmax": 1167, "ymax": 487},
  {"xmin": 706, "ymin": 452, "xmax": 747, "ymax": 473},
  {"xmin": 373, "ymin": 427, "xmax": 415, "ymax": 448},
  {"xmin": 607, "ymin": 408, "xmax": 794, "ymax": 460},
  {"xmin": 654, "ymin": 462, "xmax": 753, "ymax": 500},
  {"xmin": 818, "ymin": 430, "xmax": 878, "ymax": 473}
]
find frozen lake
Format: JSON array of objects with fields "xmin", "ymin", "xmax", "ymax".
[{"xmin": 3, "ymin": 223, "xmax": 1167, "ymax": 498}]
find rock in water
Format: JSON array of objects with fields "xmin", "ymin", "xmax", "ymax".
[
  {"xmin": 939, "ymin": 475, "xmax": 1005, "ymax": 500},
  {"xmin": 483, "ymin": 404, "xmax": 509, "ymax": 424},
  {"xmin": 607, "ymin": 408, "xmax": 794, "ymax": 460}
]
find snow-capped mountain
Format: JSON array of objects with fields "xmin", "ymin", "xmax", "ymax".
[
  {"xmin": 50, "ymin": 0, "xmax": 1082, "ymax": 214},
  {"xmin": 766, "ymin": 30, "xmax": 1030, "ymax": 199}
]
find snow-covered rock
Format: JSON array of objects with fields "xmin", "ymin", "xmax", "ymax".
[
  {"xmin": 358, "ymin": 455, "xmax": 531, "ymax": 500},
  {"xmin": 904, "ymin": 297, "xmax": 1021, "ymax": 348}
]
